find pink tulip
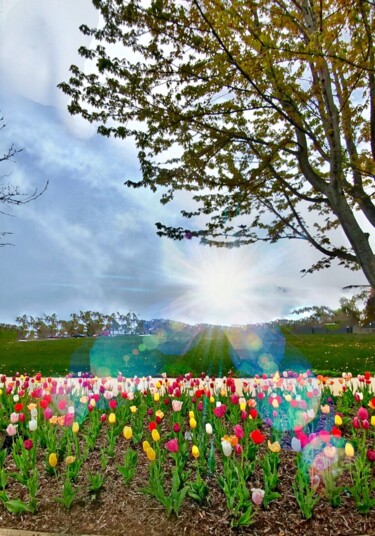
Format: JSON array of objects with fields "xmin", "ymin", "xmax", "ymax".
[
  {"xmin": 172, "ymin": 400, "xmax": 183, "ymax": 412},
  {"xmin": 358, "ymin": 407, "xmax": 369, "ymax": 421},
  {"xmin": 165, "ymin": 438, "xmax": 179, "ymax": 453},
  {"xmin": 10, "ymin": 412, "xmax": 19, "ymax": 424},
  {"xmin": 44, "ymin": 408, "xmax": 53, "ymax": 420},
  {"xmin": 251, "ymin": 488, "xmax": 265, "ymax": 505},
  {"xmin": 233, "ymin": 424, "xmax": 244, "ymax": 439},
  {"xmin": 6, "ymin": 424, "xmax": 17, "ymax": 436}
]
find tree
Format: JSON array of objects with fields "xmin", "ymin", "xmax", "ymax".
[
  {"xmin": 61, "ymin": 0, "xmax": 375, "ymax": 286},
  {"xmin": 1, "ymin": 115, "xmax": 48, "ymax": 246}
]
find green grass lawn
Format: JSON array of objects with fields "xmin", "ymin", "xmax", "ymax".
[{"xmin": 0, "ymin": 327, "xmax": 374, "ymax": 377}]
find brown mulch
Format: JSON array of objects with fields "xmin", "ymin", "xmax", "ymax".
[{"xmin": 0, "ymin": 431, "xmax": 374, "ymax": 536}]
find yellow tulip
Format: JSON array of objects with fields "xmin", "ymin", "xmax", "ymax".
[
  {"xmin": 151, "ymin": 429, "xmax": 160, "ymax": 442},
  {"xmin": 80, "ymin": 395, "xmax": 88, "ymax": 404},
  {"xmin": 189, "ymin": 417, "xmax": 197, "ymax": 429},
  {"xmin": 345, "ymin": 443, "xmax": 355, "ymax": 458},
  {"xmin": 123, "ymin": 426, "xmax": 133, "ymax": 440},
  {"xmin": 192, "ymin": 445, "xmax": 200, "ymax": 459},
  {"xmin": 146, "ymin": 447, "xmax": 156, "ymax": 461},
  {"xmin": 48, "ymin": 452, "xmax": 58, "ymax": 468},
  {"xmin": 240, "ymin": 402, "xmax": 246, "ymax": 411},
  {"xmin": 267, "ymin": 440, "xmax": 281, "ymax": 453},
  {"xmin": 155, "ymin": 410, "xmax": 164, "ymax": 420},
  {"xmin": 210, "ymin": 396, "xmax": 215, "ymax": 403},
  {"xmin": 189, "ymin": 410, "xmax": 195, "ymax": 418},
  {"xmin": 130, "ymin": 405, "xmax": 137, "ymax": 413},
  {"xmin": 334, "ymin": 415, "xmax": 343, "ymax": 426},
  {"xmin": 108, "ymin": 413, "xmax": 116, "ymax": 424},
  {"xmin": 65, "ymin": 455, "xmax": 76, "ymax": 465},
  {"xmin": 371, "ymin": 415, "xmax": 375, "ymax": 427},
  {"xmin": 154, "ymin": 393, "xmax": 160, "ymax": 402},
  {"xmin": 271, "ymin": 399, "xmax": 279, "ymax": 409},
  {"xmin": 72, "ymin": 422, "xmax": 79, "ymax": 434},
  {"xmin": 155, "ymin": 381, "xmax": 161, "ymax": 389},
  {"xmin": 143, "ymin": 440, "xmax": 150, "ymax": 452},
  {"xmin": 89, "ymin": 398, "xmax": 96, "ymax": 407},
  {"xmin": 284, "ymin": 394, "xmax": 292, "ymax": 402}
]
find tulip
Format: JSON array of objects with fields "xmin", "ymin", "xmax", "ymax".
[
  {"xmin": 353, "ymin": 416, "xmax": 361, "ymax": 429},
  {"xmin": 173, "ymin": 422, "xmax": 181, "ymax": 433},
  {"xmin": 49, "ymin": 453, "xmax": 58, "ymax": 467},
  {"xmin": 108, "ymin": 413, "xmax": 116, "ymax": 424},
  {"xmin": 334, "ymin": 415, "xmax": 343, "ymax": 426},
  {"xmin": 371, "ymin": 416, "xmax": 375, "ymax": 427},
  {"xmin": 344, "ymin": 442, "xmax": 355, "ymax": 457},
  {"xmin": 366, "ymin": 449, "xmax": 375, "ymax": 462},
  {"xmin": 165, "ymin": 438, "xmax": 179, "ymax": 453},
  {"xmin": 192, "ymin": 445, "xmax": 200, "ymax": 459},
  {"xmin": 233, "ymin": 424, "xmax": 244, "ymax": 439},
  {"xmin": 154, "ymin": 393, "xmax": 160, "ymax": 402},
  {"xmin": 123, "ymin": 426, "xmax": 133, "ymax": 440},
  {"xmin": 23, "ymin": 439, "xmax": 33, "ymax": 451},
  {"xmin": 72, "ymin": 422, "xmax": 79, "ymax": 434},
  {"xmin": 65, "ymin": 455, "xmax": 76, "ymax": 465},
  {"xmin": 358, "ymin": 407, "xmax": 369, "ymax": 421},
  {"xmin": 189, "ymin": 417, "xmax": 197, "ymax": 429},
  {"xmin": 146, "ymin": 447, "xmax": 156, "ymax": 461},
  {"xmin": 151, "ymin": 429, "xmax": 160, "ymax": 442},
  {"xmin": 250, "ymin": 429, "xmax": 265, "ymax": 444},
  {"xmin": 100, "ymin": 414, "xmax": 107, "ymax": 423},
  {"xmin": 221, "ymin": 439, "xmax": 233, "ymax": 457},
  {"xmin": 28, "ymin": 419, "xmax": 37, "ymax": 432},
  {"xmin": 251, "ymin": 488, "xmax": 265, "ymax": 506},
  {"xmin": 235, "ymin": 444, "xmax": 243, "ymax": 455},
  {"xmin": 291, "ymin": 437, "xmax": 301, "ymax": 452},
  {"xmin": 321, "ymin": 404, "xmax": 330, "ymax": 414},
  {"xmin": 130, "ymin": 405, "xmax": 137, "ymax": 413},
  {"xmin": 267, "ymin": 440, "xmax": 281, "ymax": 453},
  {"xmin": 44, "ymin": 408, "xmax": 53, "ymax": 420},
  {"xmin": 10, "ymin": 412, "xmax": 19, "ymax": 424},
  {"xmin": 143, "ymin": 440, "xmax": 151, "ymax": 452},
  {"xmin": 108, "ymin": 399, "xmax": 117, "ymax": 410},
  {"xmin": 362, "ymin": 419, "xmax": 370, "ymax": 429},
  {"xmin": 172, "ymin": 400, "xmax": 183, "ymax": 412}
]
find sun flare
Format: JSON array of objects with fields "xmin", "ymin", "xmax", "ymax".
[{"xmin": 161, "ymin": 242, "xmax": 291, "ymax": 325}]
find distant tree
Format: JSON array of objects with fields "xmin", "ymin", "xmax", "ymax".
[
  {"xmin": 60, "ymin": 0, "xmax": 375, "ymax": 291},
  {"xmin": 1, "ymin": 115, "xmax": 48, "ymax": 246}
]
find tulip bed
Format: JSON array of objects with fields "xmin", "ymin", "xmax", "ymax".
[{"xmin": 0, "ymin": 371, "xmax": 374, "ymax": 536}]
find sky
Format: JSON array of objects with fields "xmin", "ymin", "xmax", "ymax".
[{"xmin": 0, "ymin": 0, "xmax": 370, "ymax": 327}]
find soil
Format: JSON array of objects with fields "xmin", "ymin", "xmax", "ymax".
[{"xmin": 0, "ymin": 432, "xmax": 374, "ymax": 536}]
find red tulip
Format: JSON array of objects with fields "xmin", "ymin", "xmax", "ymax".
[
  {"xmin": 24, "ymin": 439, "xmax": 33, "ymax": 451},
  {"xmin": 250, "ymin": 429, "xmax": 266, "ymax": 444},
  {"xmin": 366, "ymin": 449, "xmax": 375, "ymax": 462}
]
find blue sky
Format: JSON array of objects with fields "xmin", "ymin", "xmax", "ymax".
[{"xmin": 0, "ymin": 0, "xmax": 369, "ymax": 327}]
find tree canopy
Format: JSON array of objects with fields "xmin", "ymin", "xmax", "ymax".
[
  {"xmin": 1, "ymin": 116, "xmax": 48, "ymax": 246},
  {"xmin": 59, "ymin": 0, "xmax": 375, "ymax": 288}
]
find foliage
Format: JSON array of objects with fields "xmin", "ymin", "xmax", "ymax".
[{"xmin": 59, "ymin": 0, "xmax": 375, "ymax": 288}]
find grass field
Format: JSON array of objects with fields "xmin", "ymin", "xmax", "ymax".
[{"xmin": 0, "ymin": 327, "xmax": 374, "ymax": 377}]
